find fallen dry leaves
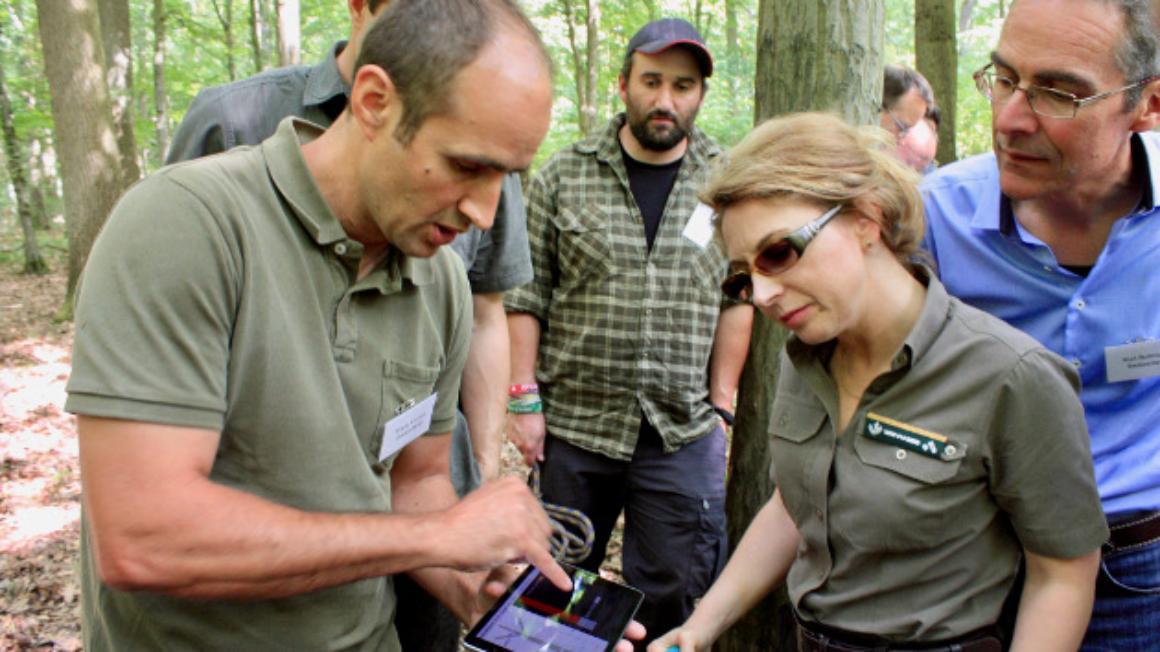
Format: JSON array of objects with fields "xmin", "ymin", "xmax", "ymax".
[{"xmin": 1, "ymin": 263, "xmax": 82, "ymax": 650}]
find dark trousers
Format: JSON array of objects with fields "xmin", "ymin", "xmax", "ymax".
[
  {"xmin": 537, "ymin": 420, "xmax": 728, "ymax": 647},
  {"xmin": 392, "ymin": 571, "xmax": 462, "ymax": 652}
]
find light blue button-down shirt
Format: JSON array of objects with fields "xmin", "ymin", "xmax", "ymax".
[{"xmin": 922, "ymin": 133, "xmax": 1160, "ymax": 517}]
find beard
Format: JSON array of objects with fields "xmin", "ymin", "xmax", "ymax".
[{"xmin": 625, "ymin": 103, "xmax": 699, "ymax": 152}]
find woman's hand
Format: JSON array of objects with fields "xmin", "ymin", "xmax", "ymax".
[{"xmin": 646, "ymin": 625, "xmax": 714, "ymax": 652}]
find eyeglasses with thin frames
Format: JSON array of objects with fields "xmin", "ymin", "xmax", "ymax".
[
  {"xmin": 720, "ymin": 205, "xmax": 843, "ymax": 303},
  {"xmin": 973, "ymin": 62, "xmax": 1159, "ymax": 119},
  {"xmin": 885, "ymin": 110, "xmax": 915, "ymax": 137}
]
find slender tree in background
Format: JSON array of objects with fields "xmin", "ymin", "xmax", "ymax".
[
  {"xmin": 916, "ymin": 0, "xmax": 957, "ymax": 165},
  {"xmin": 249, "ymin": 0, "xmax": 266, "ymax": 72},
  {"xmin": 210, "ymin": 0, "xmax": 238, "ymax": 80},
  {"xmin": 692, "ymin": 0, "xmax": 706, "ymax": 35},
  {"xmin": 35, "ymin": 0, "xmax": 137, "ymax": 313},
  {"xmin": 95, "ymin": 0, "xmax": 138, "ymax": 175},
  {"xmin": 960, "ymin": 0, "xmax": 979, "ymax": 31},
  {"xmin": 642, "ymin": 0, "xmax": 658, "ymax": 21},
  {"xmin": 152, "ymin": 0, "xmax": 169, "ymax": 164},
  {"xmin": 719, "ymin": 2, "xmax": 883, "ymax": 649},
  {"xmin": 0, "ymin": 18, "xmax": 46, "ymax": 274},
  {"xmin": 97, "ymin": 0, "xmax": 141, "ymax": 181},
  {"xmin": 276, "ymin": 0, "xmax": 299, "ymax": 66},
  {"xmin": 27, "ymin": 136, "xmax": 53, "ymax": 230},
  {"xmin": 561, "ymin": 0, "xmax": 600, "ymax": 135},
  {"xmin": 583, "ymin": 0, "xmax": 599, "ymax": 132},
  {"xmin": 725, "ymin": 0, "xmax": 739, "ymax": 85}
]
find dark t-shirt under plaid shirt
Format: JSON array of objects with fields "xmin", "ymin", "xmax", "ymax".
[{"xmin": 505, "ymin": 114, "xmax": 729, "ymax": 461}]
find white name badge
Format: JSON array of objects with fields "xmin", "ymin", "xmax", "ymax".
[
  {"xmin": 378, "ymin": 393, "xmax": 438, "ymax": 461},
  {"xmin": 682, "ymin": 202, "xmax": 716, "ymax": 249},
  {"xmin": 1105, "ymin": 340, "xmax": 1160, "ymax": 383}
]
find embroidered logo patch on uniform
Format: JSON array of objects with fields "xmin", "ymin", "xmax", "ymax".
[{"xmin": 863, "ymin": 412, "xmax": 965, "ymax": 461}]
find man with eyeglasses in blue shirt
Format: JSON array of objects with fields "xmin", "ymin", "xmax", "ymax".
[{"xmin": 922, "ymin": 1, "xmax": 1160, "ymax": 648}]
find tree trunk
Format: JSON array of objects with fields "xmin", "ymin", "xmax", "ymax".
[
  {"xmin": 719, "ymin": 2, "xmax": 883, "ymax": 650},
  {"xmin": 916, "ymin": 0, "xmax": 957, "ymax": 165},
  {"xmin": 249, "ymin": 0, "xmax": 266, "ymax": 72},
  {"xmin": 725, "ymin": 0, "xmax": 739, "ymax": 84},
  {"xmin": 152, "ymin": 0, "xmax": 169, "ymax": 166},
  {"xmin": 211, "ymin": 0, "xmax": 238, "ymax": 81},
  {"xmin": 561, "ymin": 0, "xmax": 589, "ymax": 135},
  {"xmin": 35, "ymin": 0, "xmax": 135, "ymax": 313},
  {"xmin": 0, "ymin": 20, "xmax": 46, "ymax": 274},
  {"xmin": 582, "ymin": 0, "xmax": 599, "ymax": 134},
  {"xmin": 97, "ymin": 0, "xmax": 141, "ymax": 183},
  {"xmin": 642, "ymin": 0, "xmax": 658, "ymax": 21},
  {"xmin": 959, "ymin": 0, "xmax": 979, "ymax": 32},
  {"xmin": 275, "ymin": 0, "xmax": 299, "ymax": 66},
  {"xmin": 28, "ymin": 136, "xmax": 55, "ymax": 229}
]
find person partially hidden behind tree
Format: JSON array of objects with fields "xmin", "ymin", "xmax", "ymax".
[
  {"xmin": 881, "ymin": 63, "xmax": 940, "ymax": 173},
  {"xmin": 66, "ymin": 1, "xmax": 645, "ymax": 650}
]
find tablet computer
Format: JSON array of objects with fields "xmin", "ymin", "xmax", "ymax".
[{"xmin": 463, "ymin": 563, "xmax": 644, "ymax": 652}]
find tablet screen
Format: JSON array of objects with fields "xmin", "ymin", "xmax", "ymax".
[{"xmin": 463, "ymin": 563, "xmax": 644, "ymax": 652}]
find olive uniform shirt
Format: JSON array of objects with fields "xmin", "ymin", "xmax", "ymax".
[
  {"xmin": 66, "ymin": 118, "xmax": 471, "ymax": 651},
  {"xmin": 503, "ymin": 113, "xmax": 727, "ymax": 460},
  {"xmin": 770, "ymin": 270, "xmax": 1107, "ymax": 641}
]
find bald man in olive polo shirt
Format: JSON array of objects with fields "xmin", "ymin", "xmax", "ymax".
[{"xmin": 64, "ymin": 1, "xmax": 576, "ymax": 650}]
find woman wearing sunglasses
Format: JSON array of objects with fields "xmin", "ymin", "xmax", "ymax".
[{"xmin": 648, "ymin": 113, "xmax": 1107, "ymax": 652}]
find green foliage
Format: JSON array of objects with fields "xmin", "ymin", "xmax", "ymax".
[
  {"xmin": 956, "ymin": 2, "xmax": 1006, "ymax": 158},
  {"xmin": 529, "ymin": 0, "xmax": 757, "ymax": 165},
  {"xmin": 0, "ymin": 0, "xmax": 1020, "ymax": 235}
]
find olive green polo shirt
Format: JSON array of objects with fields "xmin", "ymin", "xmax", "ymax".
[
  {"xmin": 770, "ymin": 270, "xmax": 1107, "ymax": 641},
  {"xmin": 67, "ymin": 118, "xmax": 471, "ymax": 651}
]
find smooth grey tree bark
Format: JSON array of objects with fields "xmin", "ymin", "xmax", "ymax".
[
  {"xmin": 36, "ymin": 0, "xmax": 136, "ymax": 313},
  {"xmin": 719, "ymin": 2, "xmax": 883, "ymax": 649},
  {"xmin": 275, "ymin": 0, "xmax": 299, "ymax": 66},
  {"xmin": 152, "ymin": 0, "xmax": 170, "ymax": 165},
  {"xmin": 916, "ymin": 0, "xmax": 958, "ymax": 165},
  {"xmin": 97, "ymin": 0, "xmax": 140, "ymax": 179}
]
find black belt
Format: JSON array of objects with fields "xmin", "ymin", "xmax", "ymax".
[
  {"xmin": 795, "ymin": 616, "xmax": 1003, "ymax": 652},
  {"xmin": 1106, "ymin": 510, "xmax": 1160, "ymax": 550}
]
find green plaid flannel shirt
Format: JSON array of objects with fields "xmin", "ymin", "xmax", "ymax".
[{"xmin": 505, "ymin": 114, "xmax": 729, "ymax": 460}]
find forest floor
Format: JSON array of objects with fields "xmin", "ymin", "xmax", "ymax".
[
  {"xmin": 0, "ymin": 248, "xmax": 82, "ymax": 651},
  {"xmin": 0, "ymin": 247, "xmax": 622, "ymax": 650}
]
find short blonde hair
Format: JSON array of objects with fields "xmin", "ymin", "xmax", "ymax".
[{"xmin": 701, "ymin": 112, "xmax": 926, "ymax": 263}]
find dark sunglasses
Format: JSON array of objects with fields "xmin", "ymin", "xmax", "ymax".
[{"xmin": 720, "ymin": 205, "xmax": 843, "ymax": 302}]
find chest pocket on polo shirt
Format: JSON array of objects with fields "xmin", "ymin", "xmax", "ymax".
[
  {"xmin": 370, "ymin": 359, "xmax": 441, "ymax": 465},
  {"xmin": 842, "ymin": 417, "xmax": 967, "ymax": 551},
  {"xmin": 769, "ymin": 397, "xmax": 829, "ymax": 527},
  {"xmin": 552, "ymin": 206, "xmax": 612, "ymax": 283},
  {"xmin": 851, "ymin": 421, "xmax": 965, "ymax": 484}
]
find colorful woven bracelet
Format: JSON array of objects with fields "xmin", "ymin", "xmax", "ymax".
[
  {"xmin": 507, "ymin": 395, "xmax": 542, "ymax": 414},
  {"xmin": 508, "ymin": 382, "xmax": 540, "ymax": 398}
]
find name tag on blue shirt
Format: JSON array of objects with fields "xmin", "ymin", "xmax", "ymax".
[
  {"xmin": 1105, "ymin": 340, "xmax": 1160, "ymax": 383},
  {"xmin": 378, "ymin": 392, "xmax": 437, "ymax": 461}
]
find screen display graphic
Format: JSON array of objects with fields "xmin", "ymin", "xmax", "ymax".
[{"xmin": 464, "ymin": 563, "xmax": 643, "ymax": 652}]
